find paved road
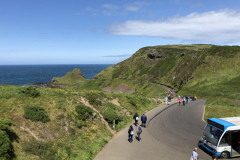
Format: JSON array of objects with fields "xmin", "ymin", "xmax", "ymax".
[
  {"xmin": 94, "ymin": 99, "xmax": 211, "ymax": 160},
  {"xmin": 148, "ymin": 99, "xmax": 210, "ymax": 160}
]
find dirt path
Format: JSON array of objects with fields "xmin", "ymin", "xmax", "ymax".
[
  {"xmin": 81, "ymin": 97, "xmax": 116, "ymax": 135},
  {"xmin": 235, "ymin": 100, "xmax": 240, "ymax": 105}
]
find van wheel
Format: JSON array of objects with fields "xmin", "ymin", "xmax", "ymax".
[{"xmin": 220, "ymin": 151, "xmax": 229, "ymax": 159}]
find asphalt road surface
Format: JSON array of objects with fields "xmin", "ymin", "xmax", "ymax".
[
  {"xmin": 148, "ymin": 99, "xmax": 211, "ymax": 160},
  {"xmin": 94, "ymin": 99, "xmax": 214, "ymax": 160}
]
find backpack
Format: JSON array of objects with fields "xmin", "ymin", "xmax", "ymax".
[{"xmin": 138, "ymin": 126, "xmax": 142, "ymax": 134}]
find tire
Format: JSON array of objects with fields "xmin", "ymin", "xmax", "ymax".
[{"xmin": 220, "ymin": 151, "xmax": 229, "ymax": 159}]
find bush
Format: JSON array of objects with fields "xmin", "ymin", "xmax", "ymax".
[
  {"xmin": 102, "ymin": 108, "xmax": 119, "ymax": 123},
  {"xmin": 20, "ymin": 86, "xmax": 40, "ymax": 98},
  {"xmin": 75, "ymin": 104, "xmax": 93, "ymax": 121},
  {"xmin": 0, "ymin": 118, "xmax": 13, "ymax": 159},
  {"xmin": 0, "ymin": 131, "xmax": 10, "ymax": 159},
  {"xmin": 23, "ymin": 104, "xmax": 50, "ymax": 123},
  {"xmin": 84, "ymin": 91, "xmax": 105, "ymax": 106},
  {"xmin": 103, "ymin": 102, "xmax": 118, "ymax": 110}
]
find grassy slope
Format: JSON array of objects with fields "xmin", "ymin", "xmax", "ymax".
[
  {"xmin": 94, "ymin": 44, "xmax": 212, "ymax": 88},
  {"xmin": 0, "ymin": 84, "xmax": 158, "ymax": 159},
  {"xmin": 94, "ymin": 45, "xmax": 240, "ymax": 120}
]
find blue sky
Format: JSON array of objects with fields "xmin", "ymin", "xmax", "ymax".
[{"xmin": 1, "ymin": 0, "xmax": 240, "ymax": 65}]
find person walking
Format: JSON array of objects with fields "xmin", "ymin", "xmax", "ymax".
[
  {"xmin": 178, "ymin": 98, "xmax": 182, "ymax": 106},
  {"xmin": 128, "ymin": 125, "xmax": 134, "ymax": 143},
  {"xmin": 136, "ymin": 123, "xmax": 142, "ymax": 141},
  {"xmin": 141, "ymin": 113, "xmax": 147, "ymax": 128},
  {"xmin": 183, "ymin": 97, "xmax": 186, "ymax": 106},
  {"xmin": 194, "ymin": 95, "xmax": 197, "ymax": 101},
  {"xmin": 164, "ymin": 97, "xmax": 168, "ymax": 105},
  {"xmin": 190, "ymin": 147, "xmax": 198, "ymax": 160},
  {"xmin": 168, "ymin": 95, "xmax": 172, "ymax": 103},
  {"xmin": 133, "ymin": 112, "xmax": 139, "ymax": 126}
]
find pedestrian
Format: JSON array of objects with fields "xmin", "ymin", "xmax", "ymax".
[
  {"xmin": 190, "ymin": 147, "xmax": 198, "ymax": 160},
  {"xmin": 178, "ymin": 98, "xmax": 181, "ymax": 106},
  {"xmin": 136, "ymin": 123, "xmax": 142, "ymax": 141},
  {"xmin": 141, "ymin": 113, "xmax": 147, "ymax": 128},
  {"xmin": 133, "ymin": 112, "xmax": 139, "ymax": 126},
  {"xmin": 168, "ymin": 95, "xmax": 172, "ymax": 103},
  {"xmin": 164, "ymin": 97, "xmax": 168, "ymax": 105},
  {"xmin": 128, "ymin": 125, "xmax": 134, "ymax": 143},
  {"xmin": 186, "ymin": 96, "xmax": 188, "ymax": 103},
  {"xmin": 192, "ymin": 96, "xmax": 194, "ymax": 101},
  {"xmin": 212, "ymin": 154, "xmax": 218, "ymax": 160},
  {"xmin": 194, "ymin": 95, "xmax": 197, "ymax": 101},
  {"xmin": 183, "ymin": 97, "xmax": 186, "ymax": 106}
]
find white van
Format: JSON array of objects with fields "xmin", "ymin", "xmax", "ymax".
[{"xmin": 200, "ymin": 117, "xmax": 240, "ymax": 158}]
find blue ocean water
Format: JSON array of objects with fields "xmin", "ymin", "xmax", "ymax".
[{"xmin": 0, "ymin": 64, "xmax": 113, "ymax": 86}]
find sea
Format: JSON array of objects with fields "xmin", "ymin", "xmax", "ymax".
[{"xmin": 0, "ymin": 64, "xmax": 113, "ymax": 86}]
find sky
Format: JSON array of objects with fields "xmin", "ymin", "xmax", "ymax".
[{"xmin": 1, "ymin": 0, "xmax": 240, "ymax": 65}]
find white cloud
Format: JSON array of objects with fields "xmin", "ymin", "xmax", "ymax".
[
  {"xmin": 108, "ymin": 9, "xmax": 240, "ymax": 43},
  {"xmin": 125, "ymin": 2, "xmax": 151, "ymax": 12},
  {"xmin": 102, "ymin": 4, "xmax": 119, "ymax": 10}
]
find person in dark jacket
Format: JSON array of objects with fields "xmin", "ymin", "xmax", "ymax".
[
  {"xmin": 168, "ymin": 95, "xmax": 172, "ymax": 103},
  {"xmin": 128, "ymin": 125, "xmax": 134, "ymax": 142},
  {"xmin": 133, "ymin": 112, "xmax": 139, "ymax": 126},
  {"xmin": 141, "ymin": 113, "xmax": 147, "ymax": 128}
]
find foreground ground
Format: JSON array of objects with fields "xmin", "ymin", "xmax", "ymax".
[{"xmin": 94, "ymin": 98, "xmax": 212, "ymax": 160}]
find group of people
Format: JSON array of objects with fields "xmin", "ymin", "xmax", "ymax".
[
  {"xmin": 128, "ymin": 113, "xmax": 147, "ymax": 142},
  {"xmin": 178, "ymin": 95, "xmax": 197, "ymax": 106},
  {"xmin": 164, "ymin": 95, "xmax": 172, "ymax": 105}
]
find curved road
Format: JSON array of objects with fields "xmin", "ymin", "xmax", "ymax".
[
  {"xmin": 94, "ymin": 99, "xmax": 211, "ymax": 160},
  {"xmin": 148, "ymin": 99, "xmax": 210, "ymax": 159}
]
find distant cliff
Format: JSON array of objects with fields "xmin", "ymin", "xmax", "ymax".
[
  {"xmin": 51, "ymin": 68, "xmax": 87, "ymax": 87},
  {"xmin": 93, "ymin": 44, "xmax": 240, "ymax": 98}
]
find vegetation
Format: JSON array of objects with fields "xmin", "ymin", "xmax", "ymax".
[
  {"xmin": 1, "ymin": 44, "xmax": 239, "ymax": 159},
  {"xmin": 0, "ymin": 83, "xmax": 158, "ymax": 159},
  {"xmin": 0, "ymin": 118, "xmax": 17, "ymax": 159},
  {"xmin": 93, "ymin": 44, "xmax": 240, "ymax": 120},
  {"xmin": 102, "ymin": 108, "xmax": 119, "ymax": 128},
  {"xmin": 23, "ymin": 104, "xmax": 50, "ymax": 123},
  {"xmin": 20, "ymin": 86, "xmax": 40, "ymax": 98}
]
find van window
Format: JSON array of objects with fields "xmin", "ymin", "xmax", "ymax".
[{"xmin": 219, "ymin": 131, "xmax": 230, "ymax": 147}]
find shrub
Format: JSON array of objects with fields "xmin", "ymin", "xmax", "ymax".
[
  {"xmin": 102, "ymin": 108, "xmax": 119, "ymax": 125},
  {"xmin": 84, "ymin": 91, "xmax": 105, "ymax": 106},
  {"xmin": 23, "ymin": 104, "xmax": 50, "ymax": 123},
  {"xmin": 20, "ymin": 86, "xmax": 40, "ymax": 98},
  {"xmin": 0, "ymin": 118, "xmax": 13, "ymax": 159},
  {"xmin": 0, "ymin": 130, "xmax": 10, "ymax": 159},
  {"xmin": 103, "ymin": 102, "xmax": 118, "ymax": 110},
  {"xmin": 75, "ymin": 104, "xmax": 93, "ymax": 121}
]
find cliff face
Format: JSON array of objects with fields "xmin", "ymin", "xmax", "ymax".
[{"xmin": 93, "ymin": 45, "xmax": 240, "ymax": 94}]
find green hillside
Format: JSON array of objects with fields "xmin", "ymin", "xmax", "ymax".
[
  {"xmin": 94, "ymin": 44, "xmax": 240, "ymax": 119},
  {"xmin": 1, "ymin": 44, "xmax": 240, "ymax": 159},
  {"xmin": 0, "ymin": 85, "xmax": 158, "ymax": 159}
]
